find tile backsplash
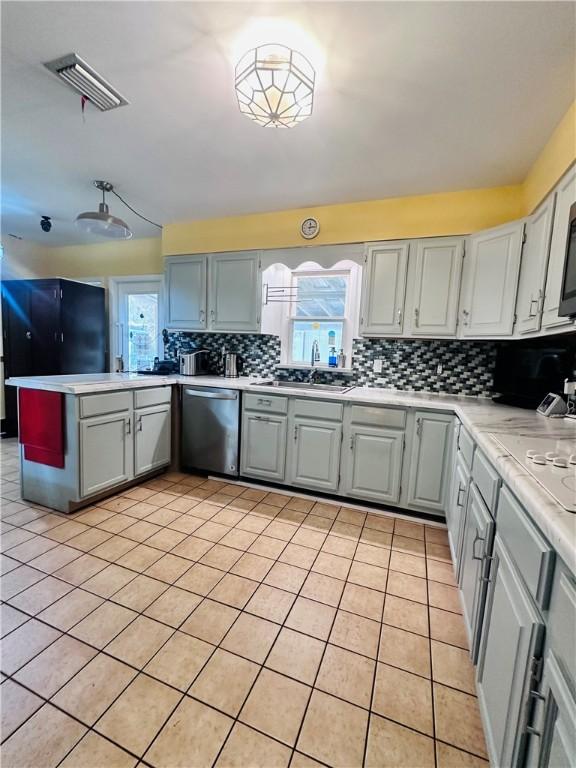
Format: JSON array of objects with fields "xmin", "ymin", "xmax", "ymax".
[{"xmin": 164, "ymin": 331, "xmax": 497, "ymax": 396}]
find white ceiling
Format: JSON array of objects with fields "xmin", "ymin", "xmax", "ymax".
[{"xmin": 2, "ymin": 1, "xmax": 575, "ymax": 245}]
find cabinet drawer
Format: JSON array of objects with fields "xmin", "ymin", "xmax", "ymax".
[
  {"xmin": 292, "ymin": 399, "xmax": 343, "ymax": 421},
  {"xmin": 457, "ymin": 426, "xmax": 475, "ymax": 470},
  {"xmin": 497, "ymin": 487, "xmax": 555, "ymax": 609},
  {"xmin": 350, "ymin": 405, "xmax": 406, "ymax": 429},
  {"xmin": 134, "ymin": 386, "xmax": 172, "ymax": 409},
  {"xmin": 244, "ymin": 393, "xmax": 288, "ymax": 414},
  {"xmin": 79, "ymin": 391, "xmax": 132, "ymax": 418},
  {"xmin": 472, "ymin": 449, "xmax": 500, "ymax": 514}
]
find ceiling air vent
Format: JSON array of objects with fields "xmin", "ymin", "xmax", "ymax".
[{"xmin": 44, "ymin": 53, "xmax": 128, "ymax": 111}]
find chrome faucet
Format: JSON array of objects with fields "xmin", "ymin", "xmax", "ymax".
[{"xmin": 310, "ymin": 339, "xmax": 320, "ymax": 367}]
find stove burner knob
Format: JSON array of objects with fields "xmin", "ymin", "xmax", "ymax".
[
  {"xmin": 553, "ymin": 457, "xmax": 569, "ymax": 468},
  {"xmin": 526, "ymin": 450, "xmax": 538, "ymax": 459},
  {"xmin": 570, "ymin": 454, "xmax": 576, "ymax": 465},
  {"xmin": 532, "ymin": 454, "xmax": 547, "ymax": 465},
  {"xmin": 545, "ymin": 452, "xmax": 560, "ymax": 462}
]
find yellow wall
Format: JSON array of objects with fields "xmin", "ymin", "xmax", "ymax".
[
  {"xmin": 1, "ymin": 237, "xmax": 162, "ymax": 280},
  {"xmin": 523, "ymin": 101, "xmax": 576, "ymax": 214},
  {"xmin": 162, "ymin": 185, "xmax": 524, "ymax": 255},
  {"xmin": 162, "ymin": 100, "xmax": 576, "ymax": 255}
]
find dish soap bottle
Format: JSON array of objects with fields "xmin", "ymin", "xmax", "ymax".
[
  {"xmin": 328, "ymin": 346, "xmax": 337, "ymax": 367},
  {"xmin": 337, "ymin": 349, "xmax": 346, "ymax": 368}
]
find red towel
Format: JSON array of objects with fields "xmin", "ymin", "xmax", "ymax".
[{"xmin": 18, "ymin": 389, "xmax": 65, "ymax": 468}]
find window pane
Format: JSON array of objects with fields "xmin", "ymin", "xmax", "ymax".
[
  {"xmin": 294, "ymin": 275, "xmax": 347, "ymax": 318},
  {"xmin": 127, "ymin": 293, "xmax": 158, "ymax": 371},
  {"xmin": 291, "ymin": 320, "xmax": 343, "ymax": 364}
]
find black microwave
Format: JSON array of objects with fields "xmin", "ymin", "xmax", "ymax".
[{"xmin": 559, "ymin": 201, "xmax": 576, "ymax": 316}]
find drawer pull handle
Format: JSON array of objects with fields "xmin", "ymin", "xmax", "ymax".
[
  {"xmin": 350, "ymin": 434, "xmax": 355, "ymax": 450},
  {"xmin": 257, "ymin": 398, "xmax": 272, "ymax": 406},
  {"xmin": 137, "ymin": 416, "xmax": 143, "ymax": 432},
  {"xmin": 294, "ymin": 425, "xmax": 299, "ymax": 441},
  {"xmin": 529, "ymin": 298, "xmax": 539, "ymax": 318},
  {"xmin": 414, "ymin": 307, "xmax": 420, "ymax": 328},
  {"xmin": 457, "ymin": 484, "xmax": 466, "ymax": 507},
  {"xmin": 397, "ymin": 309, "xmax": 402, "ymax": 325},
  {"xmin": 416, "ymin": 417, "xmax": 422, "ymax": 437},
  {"xmin": 472, "ymin": 531, "xmax": 485, "ymax": 561},
  {"xmin": 126, "ymin": 418, "xmax": 131, "ymax": 435}
]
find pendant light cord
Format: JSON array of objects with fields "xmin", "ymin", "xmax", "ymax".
[{"xmin": 110, "ymin": 188, "xmax": 162, "ymax": 229}]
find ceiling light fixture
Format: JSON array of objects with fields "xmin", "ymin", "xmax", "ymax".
[
  {"xmin": 44, "ymin": 53, "xmax": 128, "ymax": 112},
  {"xmin": 235, "ymin": 43, "xmax": 315, "ymax": 128},
  {"xmin": 75, "ymin": 181, "xmax": 132, "ymax": 239}
]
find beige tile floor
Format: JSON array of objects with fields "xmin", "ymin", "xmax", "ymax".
[{"xmin": 0, "ymin": 438, "xmax": 489, "ymax": 767}]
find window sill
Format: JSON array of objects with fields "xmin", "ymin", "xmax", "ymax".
[{"xmin": 276, "ymin": 363, "xmax": 354, "ymax": 375}]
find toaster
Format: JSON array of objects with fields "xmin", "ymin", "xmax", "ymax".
[{"xmin": 180, "ymin": 350, "xmax": 210, "ymax": 376}]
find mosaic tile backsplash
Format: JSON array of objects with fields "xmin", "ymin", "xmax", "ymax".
[{"xmin": 164, "ymin": 331, "xmax": 498, "ymax": 396}]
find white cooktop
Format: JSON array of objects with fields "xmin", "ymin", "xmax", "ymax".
[{"xmin": 493, "ymin": 434, "xmax": 576, "ymax": 513}]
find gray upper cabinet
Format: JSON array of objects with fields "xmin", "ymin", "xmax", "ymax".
[
  {"xmin": 460, "ymin": 220, "xmax": 525, "ymax": 336},
  {"xmin": 80, "ymin": 411, "xmax": 132, "ymax": 497},
  {"xmin": 458, "ymin": 482, "xmax": 495, "ymax": 661},
  {"xmin": 476, "ymin": 535, "xmax": 545, "ymax": 768},
  {"xmin": 134, "ymin": 403, "xmax": 171, "ymax": 476},
  {"xmin": 209, "ymin": 252, "xmax": 261, "ymax": 332},
  {"xmin": 542, "ymin": 165, "xmax": 576, "ymax": 330},
  {"xmin": 341, "ymin": 424, "xmax": 404, "ymax": 504},
  {"xmin": 406, "ymin": 411, "xmax": 453, "ymax": 512},
  {"xmin": 515, "ymin": 195, "xmax": 555, "ymax": 335},
  {"xmin": 288, "ymin": 417, "xmax": 342, "ymax": 492},
  {"xmin": 408, "ymin": 238, "xmax": 464, "ymax": 336},
  {"xmin": 360, "ymin": 242, "xmax": 409, "ymax": 336},
  {"xmin": 165, "ymin": 255, "xmax": 208, "ymax": 330},
  {"xmin": 241, "ymin": 411, "xmax": 287, "ymax": 482}
]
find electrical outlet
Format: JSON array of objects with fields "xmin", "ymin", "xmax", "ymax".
[
  {"xmin": 373, "ymin": 359, "xmax": 383, "ymax": 374},
  {"xmin": 437, "ymin": 363, "xmax": 443, "ymax": 375}
]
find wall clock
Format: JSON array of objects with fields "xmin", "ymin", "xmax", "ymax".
[{"xmin": 301, "ymin": 217, "xmax": 320, "ymax": 240}]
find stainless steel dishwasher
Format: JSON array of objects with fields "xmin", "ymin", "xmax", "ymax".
[{"xmin": 181, "ymin": 386, "xmax": 240, "ymax": 476}]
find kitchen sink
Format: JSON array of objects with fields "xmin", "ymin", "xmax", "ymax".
[{"xmin": 253, "ymin": 381, "xmax": 354, "ymax": 394}]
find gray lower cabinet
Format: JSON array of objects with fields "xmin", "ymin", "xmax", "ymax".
[
  {"xmin": 241, "ymin": 411, "xmax": 287, "ymax": 482},
  {"xmin": 525, "ymin": 651, "xmax": 576, "ymax": 768},
  {"xmin": 80, "ymin": 411, "xmax": 132, "ymax": 497},
  {"xmin": 446, "ymin": 453, "xmax": 470, "ymax": 577},
  {"xmin": 288, "ymin": 417, "xmax": 342, "ymax": 492},
  {"xmin": 134, "ymin": 404, "xmax": 171, "ymax": 476},
  {"xmin": 406, "ymin": 410, "xmax": 453, "ymax": 512},
  {"xmin": 341, "ymin": 425, "xmax": 404, "ymax": 504},
  {"xmin": 476, "ymin": 535, "xmax": 545, "ymax": 768},
  {"xmin": 458, "ymin": 481, "xmax": 495, "ymax": 661}
]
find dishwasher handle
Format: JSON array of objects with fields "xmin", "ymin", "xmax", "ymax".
[{"xmin": 183, "ymin": 389, "xmax": 238, "ymax": 401}]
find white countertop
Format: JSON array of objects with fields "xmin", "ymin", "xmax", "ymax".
[{"xmin": 7, "ymin": 372, "xmax": 576, "ymax": 571}]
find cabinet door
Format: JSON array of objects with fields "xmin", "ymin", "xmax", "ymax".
[
  {"xmin": 458, "ymin": 482, "xmax": 495, "ymax": 661},
  {"xmin": 241, "ymin": 412, "xmax": 287, "ymax": 482},
  {"xmin": 341, "ymin": 425, "xmax": 404, "ymax": 504},
  {"xmin": 80, "ymin": 412, "xmax": 132, "ymax": 497},
  {"xmin": 410, "ymin": 238, "xmax": 464, "ymax": 336},
  {"xmin": 460, "ymin": 221, "xmax": 524, "ymax": 336},
  {"xmin": 446, "ymin": 455, "xmax": 470, "ymax": 577},
  {"xmin": 525, "ymin": 651, "xmax": 576, "ymax": 768},
  {"xmin": 165, "ymin": 255, "xmax": 207, "ymax": 330},
  {"xmin": 209, "ymin": 252, "xmax": 261, "ymax": 332},
  {"xmin": 289, "ymin": 418, "xmax": 342, "ymax": 492},
  {"xmin": 406, "ymin": 411, "xmax": 453, "ymax": 512},
  {"xmin": 134, "ymin": 404, "xmax": 171, "ymax": 476},
  {"xmin": 477, "ymin": 536, "xmax": 545, "ymax": 768},
  {"xmin": 360, "ymin": 242, "xmax": 409, "ymax": 336},
  {"xmin": 516, "ymin": 196, "xmax": 555, "ymax": 334},
  {"xmin": 542, "ymin": 166, "xmax": 576, "ymax": 329}
]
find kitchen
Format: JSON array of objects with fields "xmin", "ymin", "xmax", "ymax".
[{"xmin": 1, "ymin": 2, "xmax": 576, "ymax": 767}]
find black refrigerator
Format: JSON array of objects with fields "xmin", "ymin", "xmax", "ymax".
[{"xmin": 2, "ymin": 278, "xmax": 108, "ymax": 436}]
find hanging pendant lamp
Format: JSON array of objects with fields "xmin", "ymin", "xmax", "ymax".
[{"xmin": 75, "ymin": 180, "xmax": 132, "ymax": 239}]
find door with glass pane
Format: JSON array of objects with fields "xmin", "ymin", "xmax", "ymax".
[
  {"xmin": 117, "ymin": 280, "xmax": 163, "ymax": 373},
  {"xmin": 289, "ymin": 271, "xmax": 349, "ymax": 366}
]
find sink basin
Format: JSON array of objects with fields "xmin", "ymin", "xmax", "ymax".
[{"xmin": 253, "ymin": 381, "xmax": 353, "ymax": 394}]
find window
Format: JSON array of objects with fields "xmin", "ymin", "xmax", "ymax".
[
  {"xmin": 113, "ymin": 278, "xmax": 163, "ymax": 372},
  {"xmin": 288, "ymin": 270, "xmax": 350, "ymax": 366}
]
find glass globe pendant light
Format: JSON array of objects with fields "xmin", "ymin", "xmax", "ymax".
[
  {"xmin": 75, "ymin": 180, "xmax": 132, "ymax": 239},
  {"xmin": 235, "ymin": 43, "xmax": 315, "ymax": 128}
]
